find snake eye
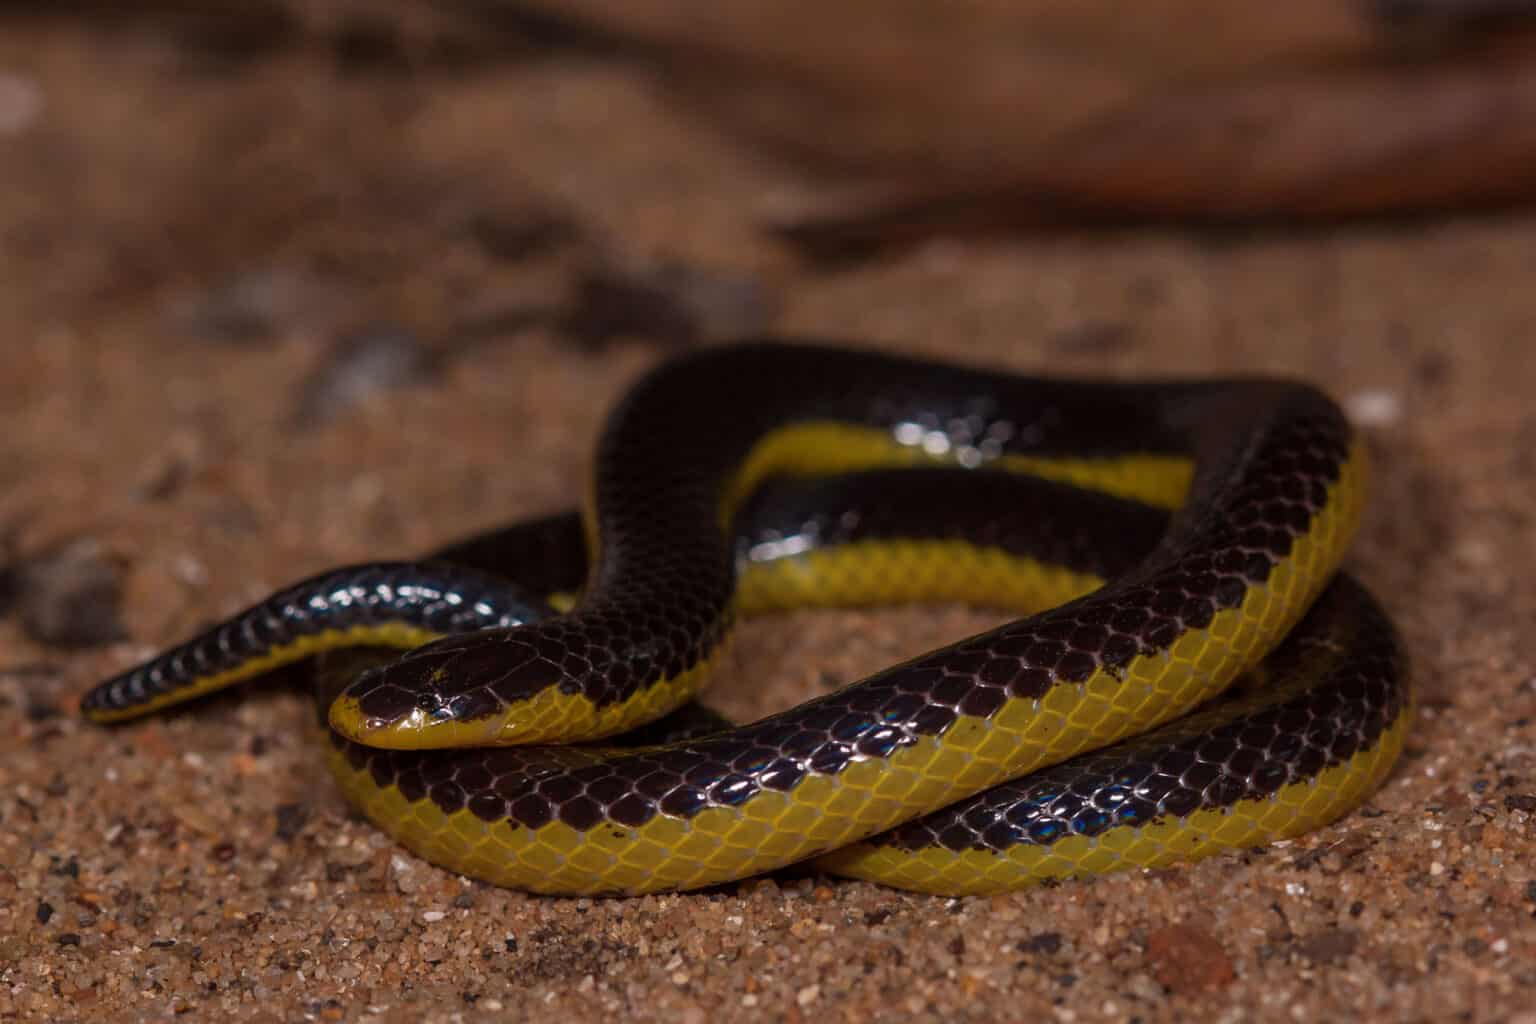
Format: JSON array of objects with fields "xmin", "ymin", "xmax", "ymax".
[{"xmin": 414, "ymin": 690, "xmax": 453, "ymax": 720}]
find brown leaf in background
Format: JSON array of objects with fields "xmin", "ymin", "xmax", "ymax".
[
  {"xmin": 506, "ymin": 0, "xmax": 1389, "ymax": 175},
  {"xmin": 775, "ymin": 53, "xmax": 1536, "ymax": 256},
  {"xmin": 502, "ymin": 0, "xmax": 1536, "ymax": 246},
  {"xmin": 12, "ymin": 0, "xmax": 1536, "ymax": 250}
]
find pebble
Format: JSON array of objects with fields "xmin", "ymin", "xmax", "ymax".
[
  {"xmin": 560, "ymin": 258, "xmax": 777, "ymax": 350},
  {"xmin": 173, "ymin": 268, "xmax": 310, "ymax": 345},
  {"xmin": 274, "ymin": 803, "xmax": 310, "ymax": 842},
  {"xmin": 1144, "ymin": 924, "xmax": 1235, "ymax": 993},
  {"xmin": 1294, "ymin": 927, "xmax": 1359, "ymax": 963},
  {"xmin": 7, "ymin": 538, "xmax": 126, "ymax": 648},
  {"xmin": 1050, "ymin": 321, "xmax": 1137, "ymax": 354},
  {"xmin": 291, "ymin": 325, "xmax": 438, "ymax": 427},
  {"xmin": 1346, "ymin": 389, "xmax": 1402, "ymax": 427},
  {"xmin": 0, "ymin": 71, "xmax": 42, "ymax": 135}
]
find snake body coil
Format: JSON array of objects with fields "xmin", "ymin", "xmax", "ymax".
[{"xmin": 83, "ymin": 342, "xmax": 1408, "ymax": 895}]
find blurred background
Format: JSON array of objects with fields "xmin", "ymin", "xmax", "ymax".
[{"xmin": 6, "ymin": 0, "xmax": 1536, "ymax": 342}]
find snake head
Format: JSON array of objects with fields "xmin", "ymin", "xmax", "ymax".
[{"xmin": 327, "ymin": 629, "xmax": 552, "ymax": 749}]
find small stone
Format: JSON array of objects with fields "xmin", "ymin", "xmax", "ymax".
[
  {"xmin": 392, "ymin": 855, "xmax": 421, "ymax": 894},
  {"xmin": 10, "ymin": 538, "xmax": 126, "ymax": 648},
  {"xmin": 292, "ymin": 325, "xmax": 438, "ymax": 427},
  {"xmin": 466, "ymin": 207, "xmax": 577, "ymax": 262},
  {"xmin": 1051, "ymin": 321, "xmax": 1136, "ymax": 354},
  {"xmin": 0, "ymin": 72, "xmax": 42, "ymax": 136},
  {"xmin": 560, "ymin": 258, "xmax": 777, "ymax": 350},
  {"xmin": 1504, "ymin": 793, "xmax": 1536, "ymax": 813},
  {"xmin": 274, "ymin": 803, "xmax": 309, "ymax": 841},
  {"xmin": 1145, "ymin": 924, "xmax": 1235, "ymax": 993},
  {"xmin": 174, "ymin": 268, "xmax": 309, "ymax": 345},
  {"xmin": 1345, "ymin": 390, "xmax": 1402, "ymax": 427},
  {"xmin": 1294, "ymin": 927, "xmax": 1359, "ymax": 963},
  {"xmin": 797, "ymin": 984, "xmax": 820, "ymax": 1006},
  {"xmin": 1019, "ymin": 932, "xmax": 1063, "ymax": 956}
]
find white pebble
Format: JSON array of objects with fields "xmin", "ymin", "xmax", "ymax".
[
  {"xmin": 1346, "ymin": 390, "xmax": 1401, "ymax": 427},
  {"xmin": 0, "ymin": 72, "xmax": 42, "ymax": 135}
]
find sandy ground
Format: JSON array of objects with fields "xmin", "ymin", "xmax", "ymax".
[{"xmin": 2, "ymin": 15, "xmax": 1536, "ymax": 1024}]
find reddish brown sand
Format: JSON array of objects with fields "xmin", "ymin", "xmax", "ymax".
[{"xmin": 3, "ymin": 19, "xmax": 1536, "ymax": 1024}]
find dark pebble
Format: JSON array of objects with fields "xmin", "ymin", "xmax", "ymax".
[
  {"xmin": 213, "ymin": 842, "xmax": 237, "ymax": 862},
  {"xmin": 1505, "ymin": 793, "xmax": 1536, "ymax": 813},
  {"xmin": 133, "ymin": 448, "xmax": 193, "ymax": 502},
  {"xmin": 175, "ymin": 268, "xmax": 306, "ymax": 345},
  {"xmin": 274, "ymin": 803, "xmax": 310, "ymax": 841},
  {"xmin": 1294, "ymin": 927, "xmax": 1359, "ymax": 963},
  {"xmin": 10, "ymin": 539, "xmax": 126, "ymax": 648},
  {"xmin": 36, "ymin": 901, "xmax": 53, "ymax": 925},
  {"xmin": 55, "ymin": 933, "xmax": 80, "ymax": 947},
  {"xmin": 560, "ymin": 259, "xmax": 777, "ymax": 350},
  {"xmin": 1050, "ymin": 321, "xmax": 1136, "ymax": 354},
  {"xmin": 24, "ymin": 699, "xmax": 60, "ymax": 723},
  {"xmin": 466, "ymin": 208, "xmax": 578, "ymax": 262},
  {"xmin": 292, "ymin": 325, "xmax": 439, "ymax": 427},
  {"xmin": 1019, "ymin": 932, "xmax": 1063, "ymax": 956}
]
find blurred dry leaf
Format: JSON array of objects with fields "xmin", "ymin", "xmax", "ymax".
[
  {"xmin": 29, "ymin": 0, "xmax": 1536, "ymax": 250},
  {"xmin": 503, "ymin": 0, "xmax": 1536, "ymax": 248}
]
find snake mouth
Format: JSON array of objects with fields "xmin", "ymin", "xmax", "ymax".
[{"xmin": 327, "ymin": 692, "xmax": 515, "ymax": 750}]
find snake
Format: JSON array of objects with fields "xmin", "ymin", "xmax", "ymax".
[{"xmin": 80, "ymin": 342, "xmax": 1409, "ymax": 896}]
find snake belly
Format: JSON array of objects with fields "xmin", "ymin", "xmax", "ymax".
[{"xmin": 82, "ymin": 342, "xmax": 1409, "ymax": 895}]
